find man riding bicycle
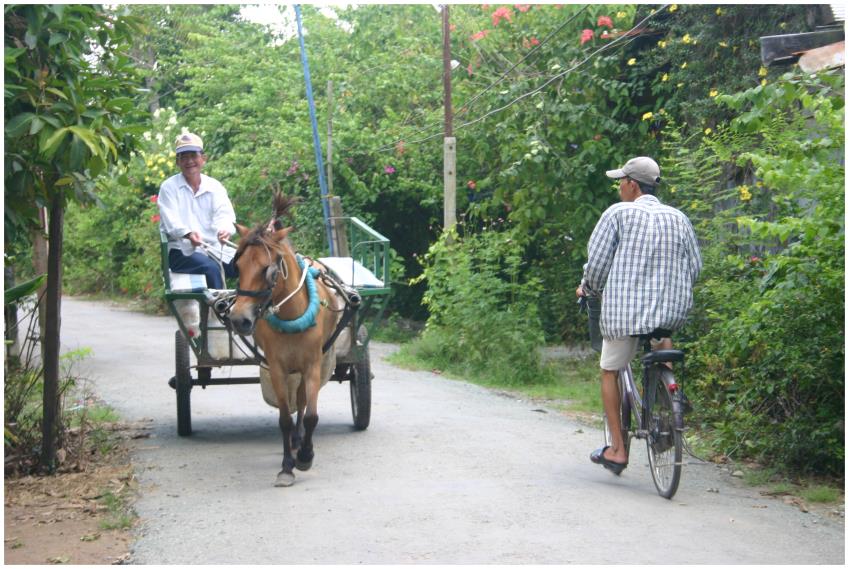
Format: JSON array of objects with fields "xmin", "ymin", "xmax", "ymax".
[{"xmin": 576, "ymin": 156, "xmax": 701, "ymax": 474}]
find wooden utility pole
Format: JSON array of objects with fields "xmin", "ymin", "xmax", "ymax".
[{"xmin": 442, "ymin": 5, "xmax": 457, "ymax": 231}]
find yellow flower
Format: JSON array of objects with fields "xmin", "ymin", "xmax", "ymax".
[
  {"xmin": 628, "ymin": 58, "xmax": 636, "ymax": 66},
  {"xmin": 670, "ymin": 186, "xmax": 677, "ymax": 194},
  {"xmin": 715, "ymin": 7, "xmax": 723, "ymax": 15},
  {"xmin": 677, "ymin": 82, "xmax": 684, "ymax": 88},
  {"xmin": 682, "ymin": 34, "xmax": 692, "ymax": 44},
  {"xmin": 642, "ymin": 111, "xmax": 654, "ymax": 121},
  {"xmin": 719, "ymin": 41, "xmax": 728, "ymax": 48},
  {"xmin": 662, "ymin": 73, "xmax": 669, "ymax": 82},
  {"xmin": 658, "ymin": 40, "xmax": 667, "ymax": 49},
  {"xmin": 761, "ymin": 79, "xmax": 768, "ymax": 86},
  {"xmin": 739, "ymin": 185, "xmax": 752, "ymax": 202},
  {"xmin": 616, "ymin": 11, "xmax": 627, "ymax": 19},
  {"xmin": 704, "ymin": 128, "xmax": 712, "ymax": 135},
  {"xmin": 756, "ymin": 181, "xmax": 764, "ymax": 188},
  {"xmin": 758, "ymin": 66, "xmax": 768, "ymax": 77},
  {"xmin": 681, "ymin": 62, "xmax": 688, "ymax": 69},
  {"xmin": 779, "ymin": 22, "xmax": 787, "ymax": 29},
  {"xmin": 709, "ymin": 89, "xmax": 718, "ymax": 97},
  {"xmin": 658, "ymin": 108, "xmax": 666, "ymax": 115},
  {"xmin": 669, "ymin": 4, "xmax": 678, "ymax": 12}
]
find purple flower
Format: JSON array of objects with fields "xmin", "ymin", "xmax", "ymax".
[
  {"xmin": 384, "ymin": 165, "xmax": 396, "ymax": 174},
  {"xmin": 287, "ymin": 161, "xmax": 300, "ymax": 176}
]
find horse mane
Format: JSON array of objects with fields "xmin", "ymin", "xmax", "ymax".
[
  {"xmin": 235, "ymin": 191, "xmax": 300, "ymax": 258},
  {"xmin": 271, "ymin": 191, "xmax": 300, "ymax": 231}
]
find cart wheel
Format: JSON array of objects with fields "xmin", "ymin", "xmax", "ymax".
[
  {"xmin": 175, "ymin": 330, "xmax": 192, "ymax": 436},
  {"xmin": 350, "ymin": 326, "xmax": 372, "ymax": 430}
]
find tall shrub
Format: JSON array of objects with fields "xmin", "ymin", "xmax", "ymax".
[{"xmin": 664, "ymin": 71, "xmax": 844, "ymax": 474}]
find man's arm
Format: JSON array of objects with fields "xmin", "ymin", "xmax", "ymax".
[
  {"xmin": 158, "ymin": 184, "xmax": 191, "ymax": 241},
  {"xmin": 582, "ymin": 211, "xmax": 619, "ymax": 296},
  {"xmin": 211, "ymin": 182, "xmax": 237, "ymax": 242},
  {"xmin": 683, "ymin": 216, "xmax": 702, "ymax": 285}
]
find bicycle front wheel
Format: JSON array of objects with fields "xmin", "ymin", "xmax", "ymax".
[{"xmin": 646, "ymin": 367, "xmax": 683, "ymax": 499}]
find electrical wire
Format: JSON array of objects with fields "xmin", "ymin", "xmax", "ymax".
[
  {"xmin": 395, "ymin": 5, "xmax": 670, "ymax": 148},
  {"xmin": 367, "ymin": 4, "xmax": 591, "ymax": 155}
]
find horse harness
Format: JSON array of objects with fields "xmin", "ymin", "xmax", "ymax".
[{"xmin": 227, "ymin": 245, "xmax": 361, "ymax": 359}]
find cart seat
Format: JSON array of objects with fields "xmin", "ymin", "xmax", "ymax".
[
  {"xmin": 169, "ymin": 272, "xmax": 208, "ymax": 293},
  {"xmin": 318, "ymin": 257, "xmax": 384, "ymax": 288}
]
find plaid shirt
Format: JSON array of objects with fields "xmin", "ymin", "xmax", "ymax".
[{"xmin": 581, "ymin": 195, "xmax": 701, "ymax": 339}]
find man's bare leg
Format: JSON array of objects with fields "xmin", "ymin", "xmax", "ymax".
[{"xmin": 601, "ymin": 368, "xmax": 628, "ymax": 464}]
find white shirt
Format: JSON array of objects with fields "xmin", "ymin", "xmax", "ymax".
[
  {"xmin": 582, "ymin": 194, "xmax": 701, "ymax": 339},
  {"xmin": 158, "ymin": 173, "xmax": 236, "ymax": 257}
]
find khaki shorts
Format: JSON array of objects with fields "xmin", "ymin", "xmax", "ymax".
[{"xmin": 599, "ymin": 336, "xmax": 664, "ymax": 370}]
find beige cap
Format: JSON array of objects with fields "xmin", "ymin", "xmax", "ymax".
[
  {"xmin": 175, "ymin": 132, "xmax": 203, "ymax": 154},
  {"xmin": 606, "ymin": 156, "xmax": 661, "ymax": 186}
]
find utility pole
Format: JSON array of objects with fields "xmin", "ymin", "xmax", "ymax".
[{"xmin": 442, "ymin": 5, "xmax": 457, "ymax": 231}]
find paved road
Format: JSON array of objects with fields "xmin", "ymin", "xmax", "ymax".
[{"xmin": 60, "ymin": 297, "xmax": 844, "ymax": 564}]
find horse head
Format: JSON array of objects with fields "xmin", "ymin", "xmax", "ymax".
[{"xmin": 228, "ymin": 223, "xmax": 294, "ymax": 335}]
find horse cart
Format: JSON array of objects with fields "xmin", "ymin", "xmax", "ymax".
[{"xmin": 159, "ymin": 216, "xmax": 391, "ymax": 437}]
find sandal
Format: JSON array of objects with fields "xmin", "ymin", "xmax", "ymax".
[{"xmin": 590, "ymin": 445, "xmax": 628, "ymax": 476}]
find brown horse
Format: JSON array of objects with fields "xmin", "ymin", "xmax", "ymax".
[{"xmin": 228, "ymin": 194, "xmax": 340, "ymax": 487}]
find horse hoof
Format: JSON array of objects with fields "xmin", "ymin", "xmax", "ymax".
[
  {"xmin": 295, "ymin": 458, "xmax": 313, "ymax": 471},
  {"xmin": 274, "ymin": 471, "xmax": 295, "ymax": 487}
]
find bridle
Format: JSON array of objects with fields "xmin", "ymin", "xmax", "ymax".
[{"xmin": 233, "ymin": 240, "xmax": 308, "ymax": 319}]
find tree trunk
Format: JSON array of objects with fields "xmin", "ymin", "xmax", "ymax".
[{"xmin": 40, "ymin": 193, "xmax": 64, "ymax": 472}]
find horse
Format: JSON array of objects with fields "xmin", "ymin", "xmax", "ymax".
[{"xmin": 228, "ymin": 193, "xmax": 341, "ymax": 487}]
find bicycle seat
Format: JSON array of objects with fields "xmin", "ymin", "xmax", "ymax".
[{"xmin": 641, "ymin": 349, "xmax": 685, "ymax": 365}]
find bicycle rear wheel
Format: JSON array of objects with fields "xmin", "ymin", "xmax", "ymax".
[
  {"xmin": 603, "ymin": 369, "xmax": 632, "ymax": 457},
  {"xmin": 646, "ymin": 367, "xmax": 683, "ymax": 498}
]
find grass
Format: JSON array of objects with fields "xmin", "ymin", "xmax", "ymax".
[
  {"xmin": 389, "ymin": 335, "xmax": 603, "ymax": 417},
  {"xmin": 800, "ymin": 484, "xmax": 841, "ymax": 503},
  {"xmin": 98, "ymin": 491, "xmax": 136, "ymax": 530}
]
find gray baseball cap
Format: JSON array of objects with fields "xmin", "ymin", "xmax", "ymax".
[{"xmin": 606, "ymin": 156, "xmax": 661, "ymax": 186}]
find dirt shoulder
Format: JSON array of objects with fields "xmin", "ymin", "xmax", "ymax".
[{"xmin": 4, "ymin": 422, "xmax": 147, "ymax": 565}]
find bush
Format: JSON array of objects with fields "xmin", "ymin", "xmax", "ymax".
[
  {"xmin": 408, "ymin": 224, "xmax": 552, "ymax": 386},
  {"xmin": 665, "ymin": 71, "xmax": 844, "ymax": 475}
]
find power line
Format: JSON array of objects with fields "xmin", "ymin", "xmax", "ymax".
[
  {"xmin": 368, "ymin": 5, "xmax": 590, "ymax": 155},
  {"xmin": 401, "ymin": 6, "xmax": 670, "ymax": 147}
]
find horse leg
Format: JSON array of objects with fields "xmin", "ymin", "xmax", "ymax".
[
  {"xmin": 291, "ymin": 380, "xmax": 307, "ymax": 453},
  {"xmin": 295, "ymin": 366, "xmax": 320, "ymax": 471},
  {"xmin": 272, "ymin": 370, "xmax": 297, "ymax": 487}
]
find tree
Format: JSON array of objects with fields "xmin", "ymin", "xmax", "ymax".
[{"xmin": 4, "ymin": 4, "xmax": 143, "ymax": 470}]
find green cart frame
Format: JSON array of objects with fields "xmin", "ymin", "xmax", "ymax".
[{"xmin": 160, "ymin": 217, "xmax": 391, "ymax": 436}]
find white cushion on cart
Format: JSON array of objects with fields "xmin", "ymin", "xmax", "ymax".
[
  {"xmin": 169, "ymin": 272, "xmax": 207, "ymax": 292},
  {"xmin": 318, "ymin": 257, "xmax": 384, "ymax": 288}
]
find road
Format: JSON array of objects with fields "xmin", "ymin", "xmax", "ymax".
[{"xmin": 60, "ymin": 297, "xmax": 844, "ymax": 564}]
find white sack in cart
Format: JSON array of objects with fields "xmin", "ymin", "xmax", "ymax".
[{"xmin": 258, "ymin": 285, "xmax": 351, "ymax": 409}]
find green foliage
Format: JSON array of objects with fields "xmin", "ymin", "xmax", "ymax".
[
  {"xmin": 407, "ymin": 224, "xmax": 552, "ymax": 386},
  {"xmin": 800, "ymin": 485, "xmax": 841, "ymax": 504},
  {"xmin": 665, "ymin": 71, "xmax": 844, "ymax": 475},
  {"xmin": 4, "ymin": 4, "xmax": 145, "ymax": 242},
  {"xmin": 64, "ymin": 108, "xmax": 182, "ymax": 305}
]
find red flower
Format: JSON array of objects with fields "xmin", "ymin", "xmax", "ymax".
[
  {"xmin": 150, "ymin": 194, "xmax": 158, "ymax": 203},
  {"xmin": 449, "ymin": 24, "xmax": 456, "ymax": 32},
  {"xmin": 467, "ymin": 62, "xmax": 474, "ymax": 76},
  {"xmin": 580, "ymin": 29, "xmax": 594, "ymax": 45},
  {"xmin": 492, "ymin": 6, "xmax": 513, "ymax": 26},
  {"xmin": 514, "ymin": 4, "xmax": 531, "ymax": 12},
  {"xmin": 597, "ymin": 15, "xmax": 614, "ymax": 28},
  {"xmin": 467, "ymin": 180, "xmax": 477, "ymax": 190},
  {"xmin": 530, "ymin": 36, "xmax": 540, "ymax": 46},
  {"xmin": 151, "ymin": 214, "xmax": 160, "ymax": 223},
  {"xmin": 471, "ymin": 30, "xmax": 490, "ymax": 41}
]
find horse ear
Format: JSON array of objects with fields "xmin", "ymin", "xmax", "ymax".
[
  {"xmin": 272, "ymin": 227, "xmax": 293, "ymax": 242},
  {"xmin": 236, "ymin": 224, "xmax": 250, "ymax": 238}
]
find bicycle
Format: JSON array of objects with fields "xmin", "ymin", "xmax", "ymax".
[{"xmin": 579, "ymin": 295, "xmax": 687, "ymax": 499}]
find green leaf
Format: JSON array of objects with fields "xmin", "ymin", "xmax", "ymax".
[
  {"xmin": 41, "ymin": 126, "xmax": 70, "ymax": 157},
  {"xmin": 48, "ymin": 33, "xmax": 67, "ymax": 46},
  {"xmin": 68, "ymin": 126, "xmax": 101, "ymax": 156},
  {"xmin": 4, "ymin": 274, "xmax": 46, "ymax": 305},
  {"xmin": 5, "ymin": 112, "xmax": 35, "ymax": 137}
]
